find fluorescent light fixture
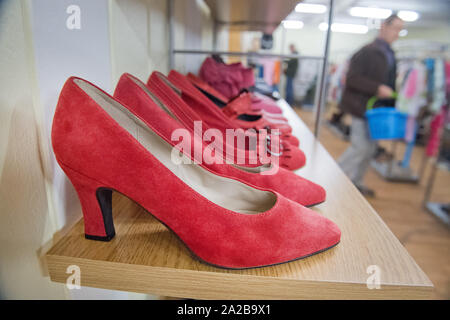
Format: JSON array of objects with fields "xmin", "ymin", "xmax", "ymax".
[
  {"xmin": 399, "ymin": 29, "xmax": 408, "ymax": 37},
  {"xmin": 349, "ymin": 7, "xmax": 392, "ymax": 19},
  {"xmin": 398, "ymin": 10, "xmax": 419, "ymax": 22},
  {"xmin": 295, "ymin": 3, "xmax": 327, "ymax": 14},
  {"xmin": 319, "ymin": 22, "xmax": 328, "ymax": 31},
  {"xmin": 319, "ymin": 22, "xmax": 369, "ymax": 34},
  {"xmin": 282, "ymin": 20, "xmax": 304, "ymax": 29}
]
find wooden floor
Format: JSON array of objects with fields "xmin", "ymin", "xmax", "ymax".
[{"xmin": 295, "ymin": 108, "xmax": 450, "ymax": 300}]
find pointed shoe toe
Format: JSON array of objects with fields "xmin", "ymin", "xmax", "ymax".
[
  {"xmin": 283, "ymin": 134, "xmax": 300, "ymax": 147},
  {"xmin": 279, "ymin": 143, "xmax": 306, "ymax": 171}
]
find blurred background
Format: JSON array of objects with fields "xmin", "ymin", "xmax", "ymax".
[{"xmin": 172, "ymin": 0, "xmax": 450, "ymax": 299}]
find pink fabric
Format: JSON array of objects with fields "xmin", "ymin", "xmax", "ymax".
[
  {"xmin": 261, "ymin": 58, "xmax": 276, "ymax": 86},
  {"xmin": 405, "ymin": 69, "xmax": 418, "ymax": 99},
  {"xmin": 426, "ymin": 108, "xmax": 445, "ymax": 157}
]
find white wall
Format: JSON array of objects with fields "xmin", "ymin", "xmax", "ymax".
[
  {"xmin": 272, "ymin": 24, "xmax": 450, "ymax": 64},
  {"xmin": 0, "ymin": 0, "xmax": 66, "ymax": 299},
  {"xmin": 110, "ymin": 0, "xmax": 169, "ymax": 85},
  {"xmin": 173, "ymin": 0, "xmax": 215, "ymax": 74},
  {"xmin": 110, "ymin": 0, "xmax": 214, "ymax": 82},
  {"xmin": 30, "ymin": 0, "xmax": 113, "ymax": 235}
]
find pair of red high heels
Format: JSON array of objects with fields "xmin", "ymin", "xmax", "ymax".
[{"xmin": 51, "ymin": 72, "xmax": 340, "ymax": 269}]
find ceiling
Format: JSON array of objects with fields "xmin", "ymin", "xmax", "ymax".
[
  {"xmin": 285, "ymin": 0, "xmax": 450, "ymax": 30},
  {"xmin": 204, "ymin": 0, "xmax": 299, "ymax": 33}
]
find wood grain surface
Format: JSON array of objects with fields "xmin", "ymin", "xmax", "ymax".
[{"xmin": 46, "ymin": 100, "xmax": 433, "ymax": 299}]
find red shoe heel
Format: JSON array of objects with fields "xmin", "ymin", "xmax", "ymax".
[{"xmin": 61, "ymin": 164, "xmax": 115, "ymax": 241}]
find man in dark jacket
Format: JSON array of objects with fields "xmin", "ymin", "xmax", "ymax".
[{"xmin": 338, "ymin": 14, "xmax": 404, "ymax": 197}]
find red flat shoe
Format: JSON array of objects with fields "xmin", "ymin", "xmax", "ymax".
[
  {"xmin": 114, "ymin": 73, "xmax": 325, "ymax": 206},
  {"xmin": 52, "ymin": 76, "xmax": 340, "ymax": 269},
  {"xmin": 169, "ymin": 71, "xmax": 301, "ymax": 149},
  {"xmin": 149, "ymin": 71, "xmax": 306, "ymax": 170},
  {"xmin": 187, "ymin": 72, "xmax": 286, "ymax": 119},
  {"xmin": 221, "ymin": 92, "xmax": 293, "ymax": 134}
]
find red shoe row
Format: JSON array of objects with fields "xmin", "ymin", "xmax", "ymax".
[
  {"xmin": 51, "ymin": 71, "xmax": 341, "ymax": 269},
  {"xmin": 166, "ymin": 70, "xmax": 303, "ymax": 170}
]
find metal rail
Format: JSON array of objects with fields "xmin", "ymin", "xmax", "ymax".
[
  {"xmin": 314, "ymin": 0, "xmax": 334, "ymax": 137},
  {"xmin": 173, "ymin": 50, "xmax": 325, "ymax": 60}
]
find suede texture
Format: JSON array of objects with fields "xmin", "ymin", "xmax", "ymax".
[
  {"xmin": 187, "ymin": 72, "xmax": 286, "ymax": 119},
  {"xmin": 146, "ymin": 72, "xmax": 261, "ymax": 166},
  {"xmin": 114, "ymin": 73, "xmax": 326, "ymax": 206},
  {"xmin": 186, "ymin": 72, "xmax": 298, "ymax": 148},
  {"xmin": 199, "ymin": 57, "xmax": 248, "ymax": 99},
  {"xmin": 221, "ymin": 92, "xmax": 293, "ymax": 134},
  {"xmin": 183, "ymin": 72, "xmax": 292, "ymax": 134},
  {"xmin": 187, "ymin": 72, "xmax": 229, "ymax": 102},
  {"xmin": 249, "ymin": 92, "xmax": 284, "ymax": 114},
  {"xmin": 166, "ymin": 71, "xmax": 305, "ymax": 170},
  {"xmin": 51, "ymin": 76, "xmax": 341, "ymax": 269}
]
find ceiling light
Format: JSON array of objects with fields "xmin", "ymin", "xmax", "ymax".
[
  {"xmin": 398, "ymin": 10, "xmax": 419, "ymax": 22},
  {"xmin": 319, "ymin": 22, "xmax": 328, "ymax": 31},
  {"xmin": 282, "ymin": 20, "xmax": 304, "ymax": 29},
  {"xmin": 349, "ymin": 7, "xmax": 392, "ymax": 19},
  {"xmin": 295, "ymin": 3, "xmax": 327, "ymax": 14},
  {"xmin": 319, "ymin": 22, "xmax": 369, "ymax": 34},
  {"xmin": 399, "ymin": 29, "xmax": 408, "ymax": 37}
]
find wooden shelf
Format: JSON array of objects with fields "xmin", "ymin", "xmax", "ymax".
[{"xmin": 46, "ymin": 100, "xmax": 433, "ymax": 299}]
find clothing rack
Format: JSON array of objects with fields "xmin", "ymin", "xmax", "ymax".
[
  {"xmin": 394, "ymin": 40, "xmax": 449, "ymax": 60},
  {"xmin": 167, "ymin": 0, "xmax": 336, "ymax": 138},
  {"xmin": 371, "ymin": 43, "xmax": 449, "ymax": 183},
  {"xmin": 423, "ymin": 109, "xmax": 450, "ymax": 227},
  {"xmin": 422, "ymin": 94, "xmax": 450, "ymax": 226}
]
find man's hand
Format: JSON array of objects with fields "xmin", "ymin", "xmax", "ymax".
[{"xmin": 377, "ymin": 84, "xmax": 394, "ymax": 99}]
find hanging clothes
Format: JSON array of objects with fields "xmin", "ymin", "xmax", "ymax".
[
  {"xmin": 259, "ymin": 58, "xmax": 276, "ymax": 86},
  {"xmin": 327, "ymin": 60, "xmax": 349, "ymax": 104},
  {"xmin": 272, "ymin": 60, "xmax": 281, "ymax": 85},
  {"xmin": 429, "ymin": 58, "xmax": 446, "ymax": 112},
  {"xmin": 395, "ymin": 60, "xmax": 427, "ymax": 116},
  {"xmin": 426, "ymin": 106, "xmax": 447, "ymax": 157}
]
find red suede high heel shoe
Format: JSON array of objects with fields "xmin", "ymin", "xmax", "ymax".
[
  {"xmin": 172, "ymin": 71, "xmax": 300, "ymax": 148},
  {"xmin": 148, "ymin": 71, "xmax": 305, "ymax": 170},
  {"xmin": 52, "ymin": 76, "xmax": 340, "ymax": 269},
  {"xmin": 114, "ymin": 73, "xmax": 326, "ymax": 207}
]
